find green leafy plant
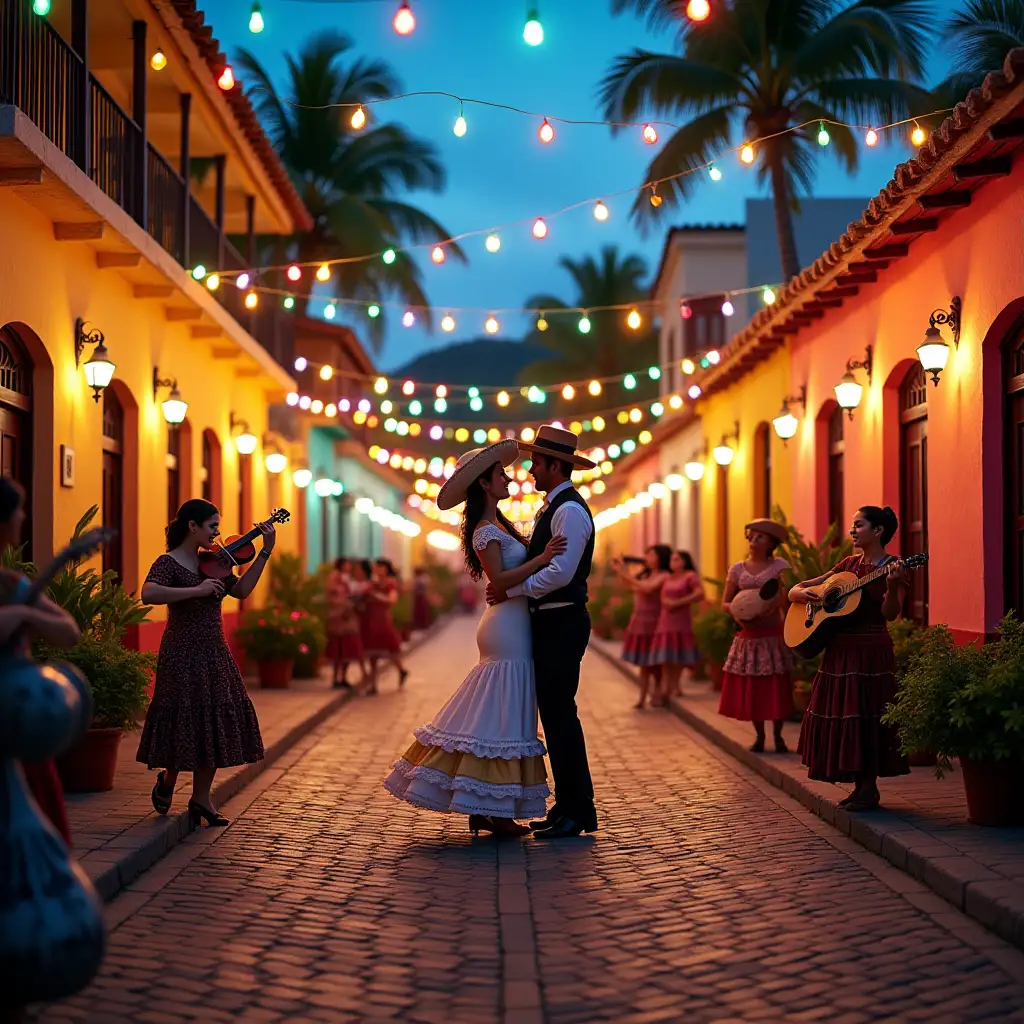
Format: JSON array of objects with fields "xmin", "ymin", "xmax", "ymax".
[
  {"xmin": 882, "ymin": 614, "xmax": 1024, "ymax": 777},
  {"xmin": 36, "ymin": 638, "xmax": 154, "ymax": 731},
  {"xmin": 286, "ymin": 609, "xmax": 327, "ymax": 678},
  {"xmin": 235, "ymin": 606, "xmax": 303, "ymax": 662},
  {"xmin": 693, "ymin": 607, "xmax": 737, "ymax": 666},
  {"xmin": 424, "ymin": 562, "xmax": 457, "ymax": 614},
  {"xmin": 889, "ymin": 619, "xmax": 930, "ymax": 682},
  {"xmin": 270, "ymin": 553, "xmax": 329, "ymax": 619},
  {"xmin": 772, "ymin": 505, "xmax": 853, "ymax": 592}
]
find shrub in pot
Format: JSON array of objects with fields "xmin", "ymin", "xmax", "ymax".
[
  {"xmin": 693, "ymin": 607, "xmax": 737, "ymax": 691},
  {"xmin": 888, "ymin": 619, "xmax": 936, "ymax": 766},
  {"xmin": 882, "ymin": 615, "xmax": 1024, "ymax": 826},
  {"xmin": 235, "ymin": 607, "xmax": 301, "ymax": 688},
  {"xmin": 285, "ymin": 609, "xmax": 326, "ymax": 679}
]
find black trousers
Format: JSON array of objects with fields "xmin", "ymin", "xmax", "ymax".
[{"xmin": 531, "ymin": 604, "xmax": 596, "ymax": 823}]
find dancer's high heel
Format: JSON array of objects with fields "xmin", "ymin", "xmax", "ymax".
[
  {"xmin": 151, "ymin": 770, "xmax": 173, "ymax": 815},
  {"xmin": 188, "ymin": 800, "xmax": 229, "ymax": 827},
  {"xmin": 468, "ymin": 815, "xmax": 529, "ymax": 837}
]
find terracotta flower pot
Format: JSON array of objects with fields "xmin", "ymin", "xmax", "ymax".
[
  {"xmin": 708, "ymin": 662, "xmax": 724, "ymax": 692},
  {"xmin": 960, "ymin": 757, "xmax": 1024, "ymax": 826},
  {"xmin": 56, "ymin": 727, "xmax": 123, "ymax": 793},
  {"xmin": 257, "ymin": 659, "xmax": 294, "ymax": 689}
]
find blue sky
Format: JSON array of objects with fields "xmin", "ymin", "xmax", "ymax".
[{"xmin": 211, "ymin": 0, "xmax": 948, "ymax": 371}]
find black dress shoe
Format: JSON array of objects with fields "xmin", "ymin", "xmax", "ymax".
[
  {"xmin": 529, "ymin": 810, "xmax": 563, "ymax": 831},
  {"xmin": 533, "ymin": 816, "xmax": 596, "ymax": 839}
]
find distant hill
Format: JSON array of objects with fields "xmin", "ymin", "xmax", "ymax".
[{"xmin": 391, "ymin": 339, "xmax": 550, "ymax": 386}]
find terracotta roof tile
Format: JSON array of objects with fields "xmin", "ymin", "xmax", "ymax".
[
  {"xmin": 168, "ymin": 1, "xmax": 313, "ymax": 233},
  {"xmin": 700, "ymin": 48, "xmax": 1024, "ymax": 397}
]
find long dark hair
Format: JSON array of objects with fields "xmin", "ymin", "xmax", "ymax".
[
  {"xmin": 166, "ymin": 498, "xmax": 219, "ymax": 551},
  {"xmin": 675, "ymin": 550, "xmax": 696, "ymax": 572},
  {"xmin": 858, "ymin": 505, "xmax": 899, "ymax": 546},
  {"xmin": 351, "ymin": 558, "xmax": 372, "ymax": 582},
  {"xmin": 461, "ymin": 462, "xmax": 524, "ymax": 581},
  {"xmin": 637, "ymin": 543, "xmax": 672, "ymax": 579},
  {"xmin": 374, "ymin": 557, "xmax": 397, "ymax": 578},
  {"xmin": 0, "ymin": 477, "xmax": 25, "ymax": 524}
]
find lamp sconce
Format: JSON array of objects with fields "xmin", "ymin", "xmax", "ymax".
[
  {"xmin": 918, "ymin": 296, "xmax": 961, "ymax": 386},
  {"xmin": 230, "ymin": 412, "xmax": 258, "ymax": 455},
  {"xmin": 712, "ymin": 420, "xmax": 739, "ymax": 467},
  {"xmin": 772, "ymin": 385, "xmax": 807, "ymax": 444},
  {"xmin": 683, "ymin": 444, "xmax": 707, "ymax": 482},
  {"xmin": 152, "ymin": 368, "xmax": 187, "ymax": 425},
  {"xmin": 834, "ymin": 345, "xmax": 873, "ymax": 420},
  {"xmin": 74, "ymin": 319, "xmax": 116, "ymax": 402},
  {"xmin": 263, "ymin": 436, "xmax": 288, "ymax": 475}
]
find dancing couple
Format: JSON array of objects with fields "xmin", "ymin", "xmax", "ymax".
[{"xmin": 384, "ymin": 426, "xmax": 598, "ymax": 839}]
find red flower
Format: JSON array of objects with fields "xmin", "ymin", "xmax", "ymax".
[
  {"xmin": 258, "ymin": 618, "xmax": 266, "ymax": 626},
  {"xmin": 290, "ymin": 610, "xmax": 301, "ymax": 620},
  {"xmin": 299, "ymin": 643, "xmax": 309, "ymax": 654}
]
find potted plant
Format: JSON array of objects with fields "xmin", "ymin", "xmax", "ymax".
[
  {"xmin": 285, "ymin": 609, "xmax": 326, "ymax": 679},
  {"xmin": 790, "ymin": 656, "xmax": 819, "ymax": 721},
  {"xmin": 888, "ymin": 619, "xmax": 935, "ymax": 766},
  {"xmin": 883, "ymin": 616, "xmax": 1024, "ymax": 826},
  {"xmin": 235, "ymin": 607, "xmax": 301, "ymax": 688},
  {"xmin": 270, "ymin": 555, "xmax": 328, "ymax": 678},
  {"xmin": 693, "ymin": 607, "xmax": 737, "ymax": 691}
]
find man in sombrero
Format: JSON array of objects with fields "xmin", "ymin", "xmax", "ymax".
[{"xmin": 487, "ymin": 425, "xmax": 599, "ymax": 839}]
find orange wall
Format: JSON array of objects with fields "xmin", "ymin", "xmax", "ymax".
[{"xmin": 784, "ymin": 165, "xmax": 1024, "ymax": 640}]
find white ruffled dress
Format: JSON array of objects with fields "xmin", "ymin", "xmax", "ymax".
[{"xmin": 384, "ymin": 524, "xmax": 549, "ymax": 818}]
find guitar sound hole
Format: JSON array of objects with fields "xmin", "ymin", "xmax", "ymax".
[{"xmin": 822, "ymin": 588, "xmax": 844, "ymax": 614}]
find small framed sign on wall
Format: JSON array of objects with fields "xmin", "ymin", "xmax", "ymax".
[{"xmin": 60, "ymin": 445, "xmax": 75, "ymax": 487}]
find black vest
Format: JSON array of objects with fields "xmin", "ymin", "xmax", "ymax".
[{"xmin": 526, "ymin": 486, "xmax": 594, "ymax": 609}]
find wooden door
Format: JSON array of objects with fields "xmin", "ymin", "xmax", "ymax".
[
  {"xmin": 828, "ymin": 406, "xmax": 845, "ymax": 534},
  {"xmin": 753, "ymin": 422, "xmax": 771, "ymax": 519},
  {"xmin": 716, "ymin": 464, "xmax": 729, "ymax": 579},
  {"xmin": 1004, "ymin": 319, "xmax": 1024, "ymax": 617},
  {"xmin": 0, "ymin": 327, "xmax": 33, "ymax": 555},
  {"xmin": 167, "ymin": 426, "xmax": 180, "ymax": 526},
  {"xmin": 102, "ymin": 389, "xmax": 124, "ymax": 580},
  {"xmin": 899, "ymin": 364, "xmax": 929, "ymax": 624}
]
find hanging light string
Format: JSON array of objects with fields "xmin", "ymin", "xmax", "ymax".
[{"xmin": 199, "ymin": 106, "xmax": 952, "ymax": 280}]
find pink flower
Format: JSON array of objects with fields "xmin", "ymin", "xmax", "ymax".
[
  {"xmin": 299, "ymin": 643, "xmax": 309, "ymax": 654},
  {"xmin": 258, "ymin": 618, "xmax": 266, "ymax": 626},
  {"xmin": 290, "ymin": 611, "xmax": 301, "ymax": 620}
]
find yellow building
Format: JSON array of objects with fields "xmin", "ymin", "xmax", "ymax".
[{"xmin": 0, "ymin": 0, "xmax": 310, "ymax": 647}]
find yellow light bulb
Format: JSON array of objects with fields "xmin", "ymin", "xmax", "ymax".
[
  {"xmin": 592, "ymin": 416, "xmax": 605, "ymax": 431},
  {"xmin": 485, "ymin": 316, "xmax": 500, "ymax": 335},
  {"xmin": 374, "ymin": 376, "xmax": 388, "ymax": 394},
  {"xmin": 626, "ymin": 309, "xmax": 642, "ymax": 330},
  {"xmin": 588, "ymin": 380, "xmax": 602, "ymax": 397},
  {"xmin": 351, "ymin": 106, "xmax": 366, "ymax": 130},
  {"xmin": 562, "ymin": 384, "xmax": 575, "ymax": 400},
  {"xmin": 150, "ymin": 49, "xmax": 167, "ymax": 71},
  {"xmin": 911, "ymin": 124, "xmax": 926, "ymax": 146},
  {"xmin": 740, "ymin": 143, "xmax": 755, "ymax": 164},
  {"xmin": 441, "ymin": 314, "xmax": 456, "ymax": 332},
  {"xmin": 244, "ymin": 289, "xmax": 258, "ymax": 310},
  {"xmin": 319, "ymin": 365, "xmax": 333, "ymax": 381},
  {"xmin": 205, "ymin": 273, "xmax": 220, "ymax": 291},
  {"xmin": 594, "ymin": 200, "xmax": 609, "ymax": 221},
  {"xmin": 497, "ymin": 390, "xmax": 510, "ymax": 407},
  {"xmin": 316, "ymin": 263, "xmax": 330, "ymax": 282},
  {"xmin": 536, "ymin": 316, "xmax": 548, "ymax": 332}
]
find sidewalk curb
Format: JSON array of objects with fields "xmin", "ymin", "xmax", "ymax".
[
  {"xmin": 588, "ymin": 636, "xmax": 1024, "ymax": 953},
  {"xmin": 87, "ymin": 616, "xmax": 449, "ymax": 904}
]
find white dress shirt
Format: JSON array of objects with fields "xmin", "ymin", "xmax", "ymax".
[{"xmin": 507, "ymin": 480, "xmax": 594, "ymax": 609}]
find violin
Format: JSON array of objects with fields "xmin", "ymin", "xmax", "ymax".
[{"xmin": 197, "ymin": 508, "xmax": 291, "ymax": 579}]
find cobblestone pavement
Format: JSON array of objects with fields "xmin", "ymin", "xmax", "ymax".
[{"xmin": 42, "ymin": 616, "xmax": 1024, "ymax": 1024}]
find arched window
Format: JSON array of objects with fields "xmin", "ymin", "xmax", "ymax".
[
  {"xmin": 201, "ymin": 429, "xmax": 221, "ymax": 506},
  {"xmin": 1003, "ymin": 317, "xmax": 1024, "ymax": 616},
  {"xmin": 828, "ymin": 406, "xmax": 845, "ymax": 532},
  {"xmin": 753, "ymin": 422, "xmax": 771, "ymax": 519},
  {"xmin": 167, "ymin": 427, "xmax": 180, "ymax": 526},
  {"xmin": 899, "ymin": 363, "xmax": 929, "ymax": 624},
  {"xmin": 102, "ymin": 388, "xmax": 124, "ymax": 580},
  {"xmin": 0, "ymin": 327, "xmax": 34, "ymax": 555}
]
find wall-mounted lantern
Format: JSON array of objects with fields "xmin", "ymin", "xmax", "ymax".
[
  {"xmin": 230, "ymin": 412, "xmax": 258, "ymax": 455},
  {"xmin": 712, "ymin": 421, "xmax": 740, "ymax": 466},
  {"xmin": 772, "ymin": 385, "xmax": 807, "ymax": 443},
  {"xmin": 918, "ymin": 296, "xmax": 961, "ymax": 386},
  {"xmin": 75, "ymin": 319, "xmax": 115, "ymax": 402},
  {"xmin": 292, "ymin": 467, "xmax": 312, "ymax": 489},
  {"xmin": 152, "ymin": 368, "xmax": 187, "ymax": 425},
  {"xmin": 834, "ymin": 345, "xmax": 873, "ymax": 419}
]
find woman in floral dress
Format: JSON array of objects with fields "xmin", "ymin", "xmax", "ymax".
[
  {"xmin": 651, "ymin": 550, "xmax": 704, "ymax": 700},
  {"xmin": 719, "ymin": 520, "xmax": 794, "ymax": 752},
  {"xmin": 138, "ymin": 498, "xmax": 275, "ymax": 826},
  {"xmin": 326, "ymin": 557, "xmax": 364, "ymax": 690},
  {"xmin": 611, "ymin": 545, "xmax": 672, "ymax": 709}
]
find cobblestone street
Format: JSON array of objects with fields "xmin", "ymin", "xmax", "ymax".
[{"xmin": 45, "ymin": 616, "xmax": 1024, "ymax": 1024}]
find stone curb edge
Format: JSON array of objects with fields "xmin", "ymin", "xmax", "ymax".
[
  {"xmin": 87, "ymin": 615, "xmax": 450, "ymax": 904},
  {"xmin": 587, "ymin": 636, "xmax": 1024, "ymax": 953}
]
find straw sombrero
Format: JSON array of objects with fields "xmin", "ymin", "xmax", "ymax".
[
  {"xmin": 436, "ymin": 439, "xmax": 520, "ymax": 510},
  {"xmin": 744, "ymin": 518, "xmax": 788, "ymax": 545},
  {"xmin": 517, "ymin": 424, "xmax": 595, "ymax": 469}
]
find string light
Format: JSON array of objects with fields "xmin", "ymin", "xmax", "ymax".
[
  {"xmin": 626, "ymin": 309, "xmax": 642, "ymax": 330},
  {"xmin": 911, "ymin": 122, "xmax": 926, "ymax": 146},
  {"xmin": 244, "ymin": 290, "xmax": 258, "ymax": 310},
  {"xmin": 236, "ymin": 272, "xmax": 250, "ymax": 290},
  {"xmin": 287, "ymin": 264, "xmax": 302, "ymax": 282},
  {"xmin": 191, "ymin": 265, "xmax": 207, "ymax": 281},
  {"xmin": 642, "ymin": 124, "xmax": 658, "ymax": 145},
  {"xmin": 374, "ymin": 376, "xmax": 388, "ymax": 394},
  {"xmin": 680, "ymin": 302, "xmax": 692, "ymax": 320},
  {"xmin": 709, "ymin": 164, "xmax": 722, "ymax": 181},
  {"xmin": 382, "ymin": 249, "xmax": 396, "ymax": 264},
  {"xmin": 562, "ymin": 384, "xmax": 575, "ymax": 400},
  {"xmin": 393, "ymin": 2, "xmax": 415, "ymax": 35},
  {"xmin": 536, "ymin": 315, "xmax": 548, "ymax": 331},
  {"xmin": 817, "ymin": 122, "xmax": 830, "ymax": 146},
  {"xmin": 351, "ymin": 106, "xmax": 366, "ymax": 130},
  {"xmin": 523, "ymin": 9, "xmax": 544, "ymax": 46},
  {"xmin": 865, "ymin": 128, "xmax": 878, "ymax": 147},
  {"xmin": 649, "ymin": 185, "xmax": 662, "ymax": 207},
  {"xmin": 151, "ymin": 49, "xmax": 167, "ymax": 71},
  {"xmin": 248, "ymin": 2, "xmax": 264, "ymax": 33},
  {"xmin": 441, "ymin": 313, "xmax": 456, "ymax": 332},
  {"xmin": 497, "ymin": 391, "xmax": 510, "ymax": 407},
  {"xmin": 681, "ymin": 358, "xmax": 695, "ymax": 374},
  {"xmin": 623, "ymin": 374, "xmax": 636, "ymax": 390},
  {"xmin": 431, "ymin": 245, "xmax": 446, "ymax": 265},
  {"xmin": 402, "ymin": 310, "xmax": 415, "ymax": 327},
  {"xmin": 218, "ymin": 66, "xmax": 234, "ymax": 91},
  {"xmin": 594, "ymin": 200, "xmax": 609, "ymax": 221},
  {"xmin": 722, "ymin": 297, "xmax": 735, "ymax": 316},
  {"xmin": 588, "ymin": 380, "xmax": 602, "ymax": 397},
  {"xmin": 402, "ymin": 380, "xmax": 415, "ymax": 396},
  {"xmin": 532, "ymin": 218, "xmax": 548, "ymax": 239},
  {"xmin": 740, "ymin": 142, "xmax": 755, "ymax": 164},
  {"xmin": 368, "ymin": 303, "xmax": 380, "ymax": 318},
  {"xmin": 436, "ymin": 385, "xmax": 448, "ymax": 398},
  {"xmin": 283, "ymin": 295, "xmax": 295, "ymax": 310},
  {"xmin": 316, "ymin": 263, "xmax": 331, "ymax": 282},
  {"xmin": 324, "ymin": 302, "xmax": 336, "ymax": 320},
  {"xmin": 763, "ymin": 286, "xmax": 776, "ymax": 305},
  {"xmin": 454, "ymin": 112, "xmax": 467, "ymax": 137},
  {"xmin": 539, "ymin": 118, "xmax": 555, "ymax": 144},
  {"xmin": 648, "ymin": 366, "xmax": 661, "ymax": 380},
  {"xmin": 485, "ymin": 233, "xmax": 501, "ymax": 252},
  {"xmin": 485, "ymin": 315, "xmax": 500, "ymax": 334},
  {"xmin": 578, "ymin": 315, "xmax": 592, "ymax": 334},
  {"xmin": 31, "ymin": 0, "xmax": 51, "ymax": 14},
  {"xmin": 686, "ymin": 0, "xmax": 711, "ymax": 20}
]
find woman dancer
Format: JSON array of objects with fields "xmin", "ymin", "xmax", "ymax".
[
  {"xmin": 611, "ymin": 545, "xmax": 671, "ymax": 709},
  {"xmin": 791, "ymin": 506, "xmax": 910, "ymax": 811},
  {"xmin": 325, "ymin": 557, "xmax": 364, "ymax": 690},
  {"xmin": 412, "ymin": 567, "xmax": 434, "ymax": 632},
  {"xmin": 385, "ymin": 440, "xmax": 564, "ymax": 837},
  {"xmin": 138, "ymin": 498, "xmax": 273, "ymax": 826},
  {"xmin": 0, "ymin": 477, "xmax": 81, "ymax": 848},
  {"xmin": 651, "ymin": 550, "xmax": 704, "ymax": 701},
  {"xmin": 718, "ymin": 520, "xmax": 794, "ymax": 752},
  {"xmin": 362, "ymin": 557, "xmax": 407, "ymax": 693}
]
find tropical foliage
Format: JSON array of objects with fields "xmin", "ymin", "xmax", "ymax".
[
  {"xmin": 236, "ymin": 31, "xmax": 465, "ymax": 348},
  {"xmin": 936, "ymin": 0, "xmax": 1024, "ymax": 98},
  {"xmin": 600, "ymin": 0, "xmax": 935, "ymax": 281}
]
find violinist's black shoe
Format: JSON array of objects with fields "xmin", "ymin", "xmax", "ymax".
[{"xmin": 533, "ymin": 816, "xmax": 597, "ymax": 839}]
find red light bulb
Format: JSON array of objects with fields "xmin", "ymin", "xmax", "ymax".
[
  {"xmin": 642, "ymin": 123, "xmax": 658, "ymax": 145},
  {"xmin": 218, "ymin": 65, "xmax": 234, "ymax": 91},
  {"xmin": 393, "ymin": 2, "xmax": 415, "ymax": 35},
  {"xmin": 686, "ymin": 0, "xmax": 711, "ymax": 21},
  {"xmin": 538, "ymin": 118, "xmax": 555, "ymax": 144},
  {"xmin": 286, "ymin": 264, "xmax": 301, "ymax": 282}
]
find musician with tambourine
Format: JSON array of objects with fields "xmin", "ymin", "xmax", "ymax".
[
  {"xmin": 136, "ymin": 498, "xmax": 289, "ymax": 828},
  {"xmin": 788, "ymin": 505, "xmax": 915, "ymax": 812}
]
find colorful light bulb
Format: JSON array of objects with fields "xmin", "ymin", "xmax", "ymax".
[
  {"xmin": 431, "ymin": 245, "xmax": 445, "ymax": 265},
  {"xmin": 523, "ymin": 9, "xmax": 543, "ymax": 45},
  {"xmin": 539, "ymin": 118, "xmax": 555, "ymax": 144},
  {"xmin": 368, "ymin": 303, "xmax": 380, "ymax": 318},
  {"xmin": 402, "ymin": 310, "xmax": 415, "ymax": 327},
  {"xmin": 218, "ymin": 65, "xmax": 234, "ymax": 91},
  {"xmin": 249, "ymin": 2, "xmax": 264, "ymax": 33},
  {"xmin": 485, "ymin": 316, "xmax": 500, "ymax": 335},
  {"xmin": 865, "ymin": 128, "xmax": 878, "ymax": 147},
  {"xmin": 151, "ymin": 49, "xmax": 167, "ymax": 71},
  {"xmin": 626, "ymin": 309, "xmax": 642, "ymax": 330},
  {"xmin": 382, "ymin": 248, "xmax": 396, "ymax": 264},
  {"xmin": 316, "ymin": 263, "xmax": 331, "ymax": 282},
  {"xmin": 532, "ymin": 217, "xmax": 548, "ymax": 239},
  {"xmin": 686, "ymin": 0, "xmax": 711, "ymax": 20},
  {"xmin": 485, "ymin": 233, "xmax": 501, "ymax": 253},
  {"xmin": 287, "ymin": 264, "xmax": 302, "ymax": 282},
  {"xmin": 709, "ymin": 164, "xmax": 722, "ymax": 181},
  {"xmin": 351, "ymin": 106, "xmax": 366, "ymax": 130},
  {"xmin": 393, "ymin": 2, "xmax": 415, "ymax": 35},
  {"xmin": 911, "ymin": 124, "xmax": 926, "ymax": 146},
  {"xmin": 817, "ymin": 122, "xmax": 830, "ymax": 147},
  {"xmin": 453, "ymin": 114, "xmax": 467, "ymax": 137},
  {"xmin": 740, "ymin": 142, "xmax": 755, "ymax": 164},
  {"xmin": 441, "ymin": 313, "xmax": 456, "ymax": 332},
  {"xmin": 593, "ymin": 200, "xmax": 609, "ymax": 221},
  {"xmin": 643, "ymin": 124, "xmax": 658, "ymax": 144}
]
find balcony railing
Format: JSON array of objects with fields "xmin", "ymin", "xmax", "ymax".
[{"xmin": 0, "ymin": 0, "xmax": 293, "ymax": 373}]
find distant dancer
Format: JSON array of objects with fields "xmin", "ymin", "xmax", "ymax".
[
  {"xmin": 361, "ymin": 557, "xmax": 407, "ymax": 693},
  {"xmin": 325, "ymin": 557, "xmax": 364, "ymax": 690},
  {"xmin": 651, "ymin": 550, "xmax": 704, "ymax": 699}
]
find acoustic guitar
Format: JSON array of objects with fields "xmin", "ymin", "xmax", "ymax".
[{"xmin": 784, "ymin": 553, "xmax": 929, "ymax": 659}]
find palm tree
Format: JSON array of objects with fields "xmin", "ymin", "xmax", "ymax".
[
  {"xmin": 519, "ymin": 246, "xmax": 659, "ymax": 405},
  {"xmin": 937, "ymin": 0, "xmax": 1024, "ymax": 98},
  {"xmin": 236, "ymin": 31, "xmax": 465, "ymax": 349},
  {"xmin": 599, "ymin": 0, "xmax": 934, "ymax": 283}
]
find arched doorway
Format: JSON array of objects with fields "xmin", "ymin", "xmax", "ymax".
[
  {"xmin": 899, "ymin": 364, "xmax": 929, "ymax": 624},
  {"xmin": 828, "ymin": 406, "xmax": 845, "ymax": 533},
  {"xmin": 1003, "ymin": 316, "xmax": 1024, "ymax": 616},
  {"xmin": 102, "ymin": 387, "xmax": 125, "ymax": 580},
  {"xmin": 0, "ymin": 326, "xmax": 34, "ymax": 555},
  {"xmin": 753, "ymin": 422, "xmax": 771, "ymax": 519},
  {"xmin": 201, "ymin": 428, "xmax": 222, "ymax": 506},
  {"xmin": 167, "ymin": 419, "xmax": 193, "ymax": 523}
]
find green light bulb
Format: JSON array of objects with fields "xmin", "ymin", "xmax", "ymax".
[
  {"xmin": 248, "ymin": 2, "xmax": 264, "ymax": 32},
  {"xmin": 523, "ymin": 10, "xmax": 543, "ymax": 46}
]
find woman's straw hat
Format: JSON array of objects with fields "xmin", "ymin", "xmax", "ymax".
[{"xmin": 436, "ymin": 439, "xmax": 520, "ymax": 510}]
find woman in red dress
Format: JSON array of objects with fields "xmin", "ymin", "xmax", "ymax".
[
  {"xmin": 0, "ymin": 477, "xmax": 82, "ymax": 848},
  {"xmin": 792, "ymin": 505, "xmax": 910, "ymax": 812},
  {"xmin": 718, "ymin": 520, "xmax": 794, "ymax": 752},
  {"xmin": 651, "ymin": 550, "xmax": 704, "ymax": 701},
  {"xmin": 361, "ymin": 557, "xmax": 407, "ymax": 694},
  {"xmin": 611, "ymin": 545, "xmax": 671, "ymax": 709},
  {"xmin": 412, "ymin": 567, "xmax": 434, "ymax": 632},
  {"xmin": 325, "ymin": 557, "xmax": 364, "ymax": 690}
]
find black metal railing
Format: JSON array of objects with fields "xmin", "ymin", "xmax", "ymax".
[
  {"xmin": 147, "ymin": 143, "xmax": 184, "ymax": 263},
  {"xmin": 89, "ymin": 76, "xmax": 139, "ymax": 216},
  {"xmin": 0, "ymin": 0, "xmax": 83, "ymax": 164}
]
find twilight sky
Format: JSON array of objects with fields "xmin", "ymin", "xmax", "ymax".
[{"xmin": 211, "ymin": 0, "xmax": 949, "ymax": 371}]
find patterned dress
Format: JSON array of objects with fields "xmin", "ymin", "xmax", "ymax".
[
  {"xmin": 136, "ymin": 555, "xmax": 264, "ymax": 771},
  {"xmin": 621, "ymin": 574, "xmax": 667, "ymax": 667},
  {"xmin": 718, "ymin": 558, "xmax": 794, "ymax": 722},
  {"xmin": 325, "ymin": 571, "xmax": 364, "ymax": 662},
  {"xmin": 361, "ymin": 580, "xmax": 402, "ymax": 655},
  {"xmin": 650, "ymin": 572, "xmax": 701, "ymax": 665},
  {"xmin": 798, "ymin": 556, "xmax": 910, "ymax": 782}
]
